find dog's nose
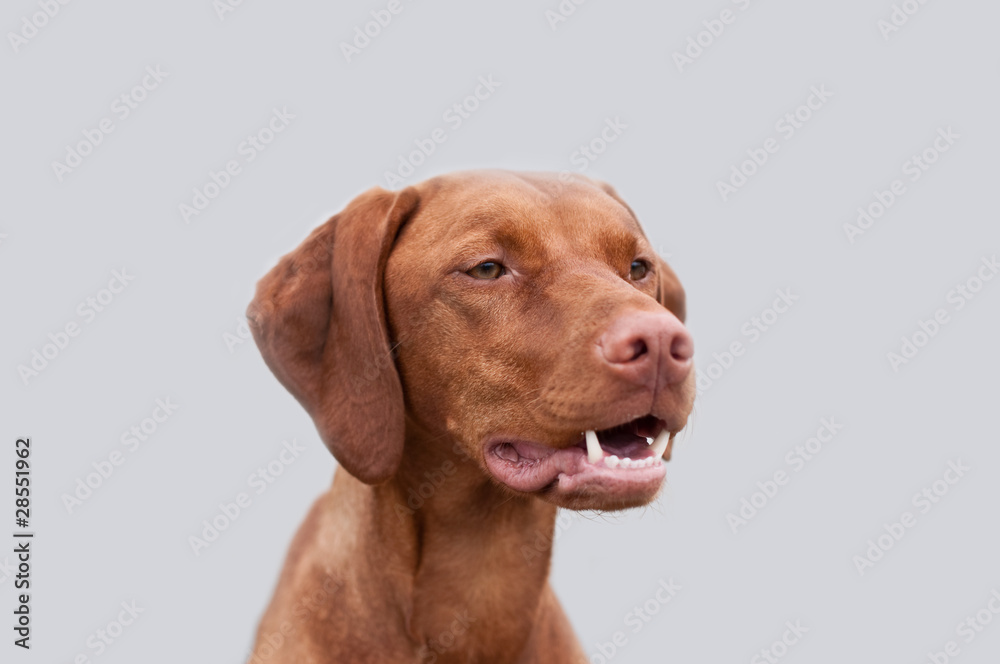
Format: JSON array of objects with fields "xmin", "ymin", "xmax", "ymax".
[{"xmin": 599, "ymin": 311, "xmax": 694, "ymax": 386}]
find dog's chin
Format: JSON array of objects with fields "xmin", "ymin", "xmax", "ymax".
[{"xmin": 482, "ymin": 415, "xmax": 675, "ymax": 512}]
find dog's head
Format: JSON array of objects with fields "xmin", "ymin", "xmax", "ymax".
[{"xmin": 248, "ymin": 170, "xmax": 694, "ymax": 511}]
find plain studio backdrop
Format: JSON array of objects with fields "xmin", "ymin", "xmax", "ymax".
[{"xmin": 2, "ymin": 0, "xmax": 999, "ymax": 662}]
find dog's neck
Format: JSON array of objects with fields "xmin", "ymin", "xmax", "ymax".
[{"xmin": 334, "ymin": 428, "xmax": 561, "ymax": 661}]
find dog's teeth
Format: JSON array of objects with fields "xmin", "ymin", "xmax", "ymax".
[
  {"xmin": 621, "ymin": 458, "xmax": 632, "ymax": 468},
  {"xmin": 606, "ymin": 455, "xmax": 620, "ymax": 468},
  {"xmin": 650, "ymin": 430, "xmax": 671, "ymax": 458},
  {"xmin": 646, "ymin": 437, "xmax": 653, "ymax": 445},
  {"xmin": 585, "ymin": 430, "xmax": 603, "ymax": 464}
]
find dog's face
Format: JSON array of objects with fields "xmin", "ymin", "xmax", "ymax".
[
  {"xmin": 249, "ymin": 170, "xmax": 694, "ymax": 512},
  {"xmin": 386, "ymin": 172, "xmax": 694, "ymax": 509}
]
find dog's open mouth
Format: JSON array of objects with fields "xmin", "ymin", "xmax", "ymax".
[{"xmin": 483, "ymin": 415, "xmax": 673, "ymax": 505}]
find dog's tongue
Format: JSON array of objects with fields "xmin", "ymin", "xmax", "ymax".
[
  {"xmin": 502, "ymin": 426, "xmax": 669, "ymax": 465},
  {"xmin": 586, "ymin": 425, "xmax": 670, "ymax": 464},
  {"xmin": 484, "ymin": 416, "xmax": 673, "ymax": 498}
]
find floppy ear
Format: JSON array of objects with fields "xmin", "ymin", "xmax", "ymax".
[
  {"xmin": 592, "ymin": 178, "xmax": 687, "ymax": 322},
  {"xmin": 246, "ymin": 186, "xmax": 420, "ymax": 484}
]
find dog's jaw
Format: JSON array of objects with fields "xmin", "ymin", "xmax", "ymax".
[{"xmin": 481, "ymin": 415, "xmax": 678, "ymax": 510}]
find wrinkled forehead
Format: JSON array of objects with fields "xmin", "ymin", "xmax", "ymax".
[{"xmin": 401, "ymin": 175, "xmax": 648, "ymax": 261}]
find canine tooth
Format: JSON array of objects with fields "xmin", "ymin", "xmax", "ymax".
[
  {"xmin": 645, "ymin": 437, "xmax": 653, "ymax": 445},
  {"xmin": 585, "ymin": 430, "xmax": 604, "ymax": 463},
  {"xmin": 650, "ymin": 430, "xmax": 671, "ymax": 459},
  {"xmin": 606, "ymin": 455, "xmax": 620, "ymax": 468}
]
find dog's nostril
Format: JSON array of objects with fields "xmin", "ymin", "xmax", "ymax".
[
  {"xmin": 629, "ymin": 339, "xmax": 648, "ymax": 362},
  {"xmin": 601, "ymin": 333, "xmax": 650, "ymax": 365},
  {"xmin": 669, "ymin": 331, "xmax": 694, "ymax": 363}
]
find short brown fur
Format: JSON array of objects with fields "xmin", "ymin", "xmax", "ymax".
[{"xmin": 247, "ymin": 170, "xmax": 695, "ymax": 663}]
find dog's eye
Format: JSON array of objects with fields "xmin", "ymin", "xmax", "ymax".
[
  {"xmin": 629, "ymin": 260, "xmax": 650, "ymax": 281},
  {"xmin": 468, "ymin": 262, "xmax": 505, "ymax": 279}
]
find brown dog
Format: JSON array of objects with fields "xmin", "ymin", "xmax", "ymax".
[{"xmin": 246, "ymin": 170, "xmax": 695, "ymax": 663}]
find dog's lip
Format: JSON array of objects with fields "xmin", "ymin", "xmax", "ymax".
[{"xmin": 482, "ymin": 415, "xmax": 672, "ymax": 497}]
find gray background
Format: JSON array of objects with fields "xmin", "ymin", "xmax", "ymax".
[{"xmin": 2, "ymin": 0, "xmax": 999, "ymax": 662}]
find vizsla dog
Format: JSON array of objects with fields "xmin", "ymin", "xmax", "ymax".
[{"xmin": 246, "ymin": 170, "xmax": 695, "ymax": 663}]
